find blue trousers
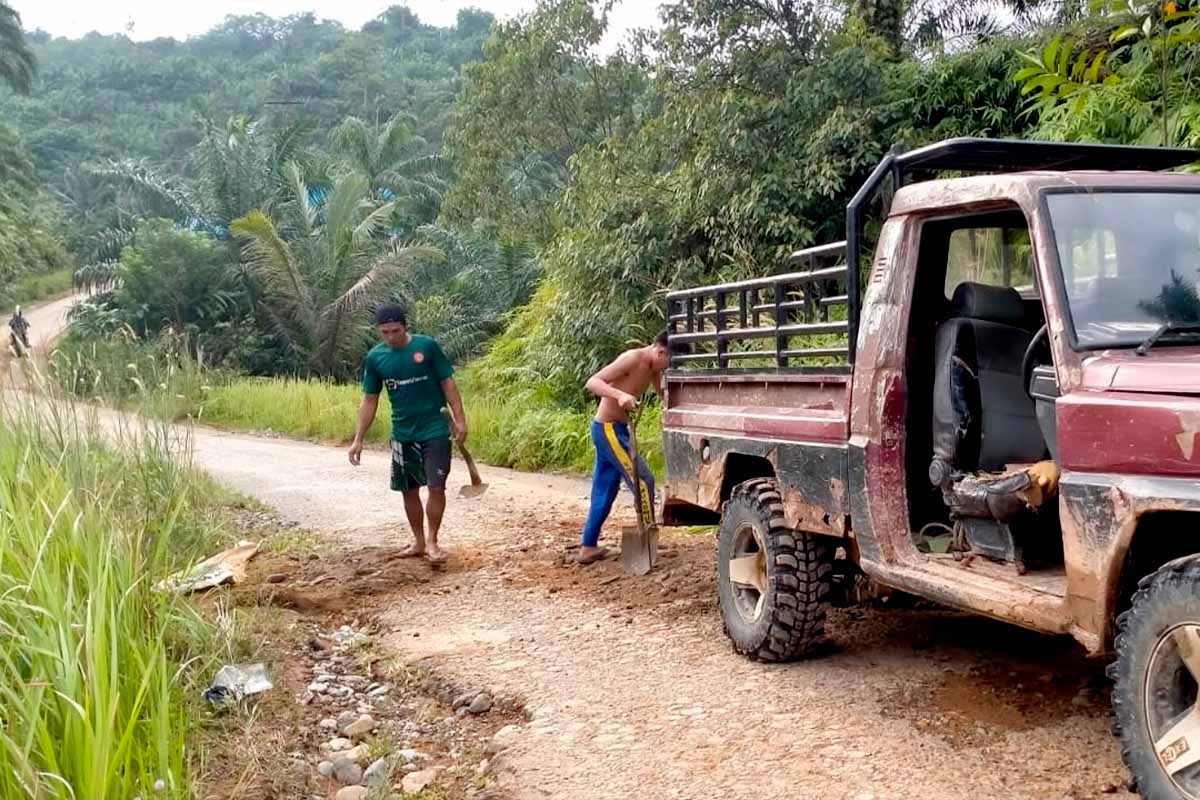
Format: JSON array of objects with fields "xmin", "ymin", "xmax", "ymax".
[{"xmin": 581, "ymin": 420, "xmax": 656, "ymax": 548}]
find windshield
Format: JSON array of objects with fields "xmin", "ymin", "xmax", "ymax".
[{"xmin": 1047, "ymin": 191, "xmax": 1200, "ymax": 348}]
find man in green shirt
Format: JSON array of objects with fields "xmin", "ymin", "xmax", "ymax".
[{"xmin": 349, "ymin": 304, "xmax": 467, "ymax": 563}]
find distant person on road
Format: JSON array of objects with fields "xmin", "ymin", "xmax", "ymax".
[
  {"xmin": 8, "ymin": 306, "xmax": 30, "ymax": 355},
  {"xmin": 348, "ymin": 304, "xmax": 467, "ymax": 564},
  {"xmin": 577, "ymin": 331, "xmax": 671, "ymax": 564}
]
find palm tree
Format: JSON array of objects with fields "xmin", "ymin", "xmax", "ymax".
[
  {"xmin": 88, "ymin": 114, "xmax": 317, "ymax": 237},
  {"xmin": 231, "ymin": 168, "xmax": 442, "ymax": 378},
  {"xmin": 398, "ymin": 224, "xmax": 540, "ymax": 361},
  {"xmin": 0, "ymin": 1, "xmax": 35, "ymax": 95},
  {"xmin": 329, "ymin": 112, "xmax": 449, "ymax": 232},
  {"xmin": 193, "ymin": 114, "xmax": 317, "ymax": 226}
]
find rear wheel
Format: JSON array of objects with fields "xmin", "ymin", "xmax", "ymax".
[
  {"xmin": 1111, "ymin": 555, "xmax": 1200, "ymax": 799},
  {"xmin": 716, "ymin": 479, "xmax": 833, "ymax": 661}
]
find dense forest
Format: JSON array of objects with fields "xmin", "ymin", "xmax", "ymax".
[{"xmin": 2, "ymin": 0, "xmax": 1199, "ymax": 447}]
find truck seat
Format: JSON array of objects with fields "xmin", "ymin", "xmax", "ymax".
[{"xmin": 929, "ymin": 282, "xmax": 1046, "ymax": 481}]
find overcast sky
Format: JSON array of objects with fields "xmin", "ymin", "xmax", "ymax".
[{"xmin": 9, "ymin": 0, "xmax": 663, "ymax": 52}]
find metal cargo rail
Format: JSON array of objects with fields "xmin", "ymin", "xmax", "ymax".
[
  {"xmin": 665, "ymin": 241, "xmax": 850, "ymax": 372},
  {"xmin": 666, "ymin": 137, "xmax": 1200, "ymax": 371}
]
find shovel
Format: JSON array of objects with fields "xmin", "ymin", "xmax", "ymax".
[
  {"xmin": 457, "ymin": 440, "xmax": 488, "ymax": 499},
  {"xmin": 620, "ymin": 405, "xmax": 659, "ymax": 576},
  {"xmin": 444, "ymin": 409, "xmax": 488, "ymax": 498}
]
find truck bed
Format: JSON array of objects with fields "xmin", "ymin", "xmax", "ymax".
[
  {"xmin": 662, "ymin": 370, "xmax": 851, "ymax": 535},
  {"xmin": 665, "ymin": 371, "xmax": 850, "ymax": 443},
  {"xmin": 661, "ymin": 244, "xmax": 854, "ymax": 535}
]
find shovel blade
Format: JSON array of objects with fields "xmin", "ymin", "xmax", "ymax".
[
  {"xmin": 459, "ymin": 482, "xmax": 488, "ymax": 499},
  {"xmin": 620, "ymin": 524, "xmax": 659, "ymax": 576}
]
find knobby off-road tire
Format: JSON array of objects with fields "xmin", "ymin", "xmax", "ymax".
[
  {"xmin": 1110, "ymin": 555, "xmax": 1200, "ymax": 800},
  {"xmin": 716, "ymin": 478, "xmax": 834, "ymax": 661}
]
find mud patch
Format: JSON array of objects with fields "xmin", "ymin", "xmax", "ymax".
[
  {"xmin": 495, "ymin": 521, "xmax": 717, "ymax": 619},
  {"xmin": 878, "ymin": 630, "xmax": 1111, "ymax": 747},
  {"xmin": 231, "ymin": 544, "xmax": 490, "ymax": 616}
]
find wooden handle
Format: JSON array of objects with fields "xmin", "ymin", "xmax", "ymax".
[
  {"xmin": 628, "ymin": 417, "xmax": 646, "ymax": 531},
  {"xmin": 458, "ymin": 441, "xmax": 483, "ymax": 485}
]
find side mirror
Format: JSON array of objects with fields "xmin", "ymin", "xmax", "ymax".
[
  {"xmin": 1029, "ymin": 365, "xmax": 1060, "ymax": 400},
  {"xmin": 1029, "ymin": 365, "xmax": 1061, "ymax": 463}
]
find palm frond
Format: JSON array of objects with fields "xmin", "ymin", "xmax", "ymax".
[
  {"xmin": 231, "ymin": 210, "xmax": 313, "ymax": 319},
  {"xmin": 378, "ymin": 112, "xmax": 420, "ymax": 167},
  {"xmin": 351, "ymin": 200, "xmax": 398, "ymax": 249},
  {"xmin": 323, "ymin": 173, "xmax": 371, "ymax": 246},
  {"xmin": 86, "ymin": 159, "xmax": 209, "ymax": 230},
  {"xmin": 329, "ymin": 242, "xmax": 444, "ymax": 318},
  {"xmin": 283, "ymin": 160, "xmax": 317, "ymax": 237},
  {"xmin": 330, "ymin": 117, "xmax": 374, "ymax": 176}
]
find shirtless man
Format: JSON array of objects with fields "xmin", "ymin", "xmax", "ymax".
[{"xmin": 577, "ymin": 331, "xmax": 671, "ymax": 564}]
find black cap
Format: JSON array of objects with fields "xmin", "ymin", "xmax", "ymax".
[{"xmin": 374, "ymin": 304, "xmax": 407, "ymax": 326}]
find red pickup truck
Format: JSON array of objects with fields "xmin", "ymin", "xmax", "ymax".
[{"xmin": 662, "ymin": 138, "xmax": 1200, "ymax": 799}]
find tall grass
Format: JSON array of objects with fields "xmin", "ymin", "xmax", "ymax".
[
  {"xmin": 52, "ymin": 333, "xmax": 665, "ymax": 476},
  {"xmin": 51, "ymin": 328, "xmax": 217, "ymax": 422},
  {"xmin": 202, "ymin": 377, "xmax": 389, "ymax": 443},
  {"xmin": 0, "ymin": 267, "xmax": 74, "ymax": 313},
  {"xmin": 0, "ymin": 389, "xmax": 229, "ymax": 797},
  {"xmin": 169, "ymin": 371, "xmax": 663, "ymax": 475}
]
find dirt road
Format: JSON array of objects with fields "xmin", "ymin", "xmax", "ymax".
[
  {"xmin": 181, "ymin": 426, "xmax": 1131, "ymax": 800},
  {"xmin": 13, "ymin": 294, "xmax": 1132, "ymax": 800}
]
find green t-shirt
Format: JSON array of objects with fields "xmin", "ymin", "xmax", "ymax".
[{"xmin": 361, "ymin": 335, "xmax": 454, "ymax": 442}]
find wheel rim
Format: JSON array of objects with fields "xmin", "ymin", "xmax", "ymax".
[
  {"xmin": 1144, "ymin": 623, "xmax": 1200, "ymax": 797},
  {"xmin": 727, "ymin": 522, "xmax": 768, "ymax": 623}
]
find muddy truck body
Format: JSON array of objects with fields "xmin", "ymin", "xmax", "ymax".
[{"xmin": 661, "ymin": 138, "xmax": 1200, "ymax": 798}]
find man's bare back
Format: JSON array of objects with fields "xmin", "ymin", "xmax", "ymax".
[{"xmin": 587, "ymin": 344, "xmax": 668, "ymax": 423}]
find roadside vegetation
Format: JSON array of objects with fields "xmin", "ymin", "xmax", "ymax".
[{"xmin": 0, "ymin": 386, "xmax": 243, "ymax": 796}]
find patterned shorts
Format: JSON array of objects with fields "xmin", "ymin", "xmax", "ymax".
[{"xmin": 390, "ymin": 438, "xmax": 451, "ymax": 492}]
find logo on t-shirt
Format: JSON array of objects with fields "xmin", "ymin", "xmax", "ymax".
[{"xmin": 413, "ymin": 352, "xmax": 425, "ymax": 364}]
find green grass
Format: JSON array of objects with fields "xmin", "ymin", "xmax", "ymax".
[
  {"xmin": 197, "ymin": 369, "xmax": 664, "ymax": 476},
  {"xmin": 51, "ymin": 329, "xmax": 223, "ymax": 423},
  {"xmin": 0, "ymin": 267, "xmax": 74, "ymax": 313},
  {"xmin": 202, "ymin": 377, "xmax": 389, "ymax": 443},
  {"xmin": 52, "ymin": 332, "xmax": 664, "ymax": 476},
  {"xmin": 0, "ymin": 388, "xmax": 236, "ymax": 797}
]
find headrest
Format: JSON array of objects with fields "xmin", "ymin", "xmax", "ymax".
[{"xmin": 950, "ymin": 282, "xmax": 1026, "ymax": 325}]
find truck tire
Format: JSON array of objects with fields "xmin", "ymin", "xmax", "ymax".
[
  {"xmin": 1110, "ymin": 555, "xmax": 1200, "ymax": 799},
  {"xmin": 716, "ymin": 478, "xmax": 833, "ymax": 661}
]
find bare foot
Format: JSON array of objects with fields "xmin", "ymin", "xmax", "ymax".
[
  {"xmin": 576, "ymin": 546, "xmax": 609, "ymax": 565},
  {"xmin": 397, "ymin": 544, "xmax": 426, "ymax": 558},
  {"xmin": 426, "ymin": 545, "xmax": 448, "ymax": 564}
]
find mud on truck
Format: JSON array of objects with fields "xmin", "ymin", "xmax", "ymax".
[{"xmin": 661, "ymin": 138, "xmax": 1200, "ymax": 799}]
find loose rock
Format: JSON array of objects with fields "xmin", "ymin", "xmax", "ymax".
[
  {"xmin": 317, "ymin": 760, "xmax": 335, "ymax": 778},
  {"xmin": 468, "ymin": 692, "xmax": 493, "ymax": 714},
  {"xmin": 332, "ymin": 757, "xmax": 363, "ymax": 786},
  {"xmin": 452, "ymin": 690, "xmax": 475, "ymax": 709},
  {"xmin": 342, "ymin": 714, "xmax": 376, "ymax": 739},
  {"xmin": 319, "ymin": 718, "xmax": 338, "ymax": 730},
  {"xmin": 321, "ymin": 737, "xmax": 353, "ymax": 753},
  {"xmin": 364, "ymin": 757, "xmax": 390, "ymax": 786},
  {"xmin": 400, "ymin": 767, "xmax": 439, "ymax": 794},
  {"xmin": 488, "ymin": 723, "xmax": 521, "ymax": 754},
  {"xmin": 334, "ymin": 787, "xmax": 368, "ymax": 800},
  {"xmin": 345, "ymin": 744, "xmax": 370, "ymax": 764}
]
